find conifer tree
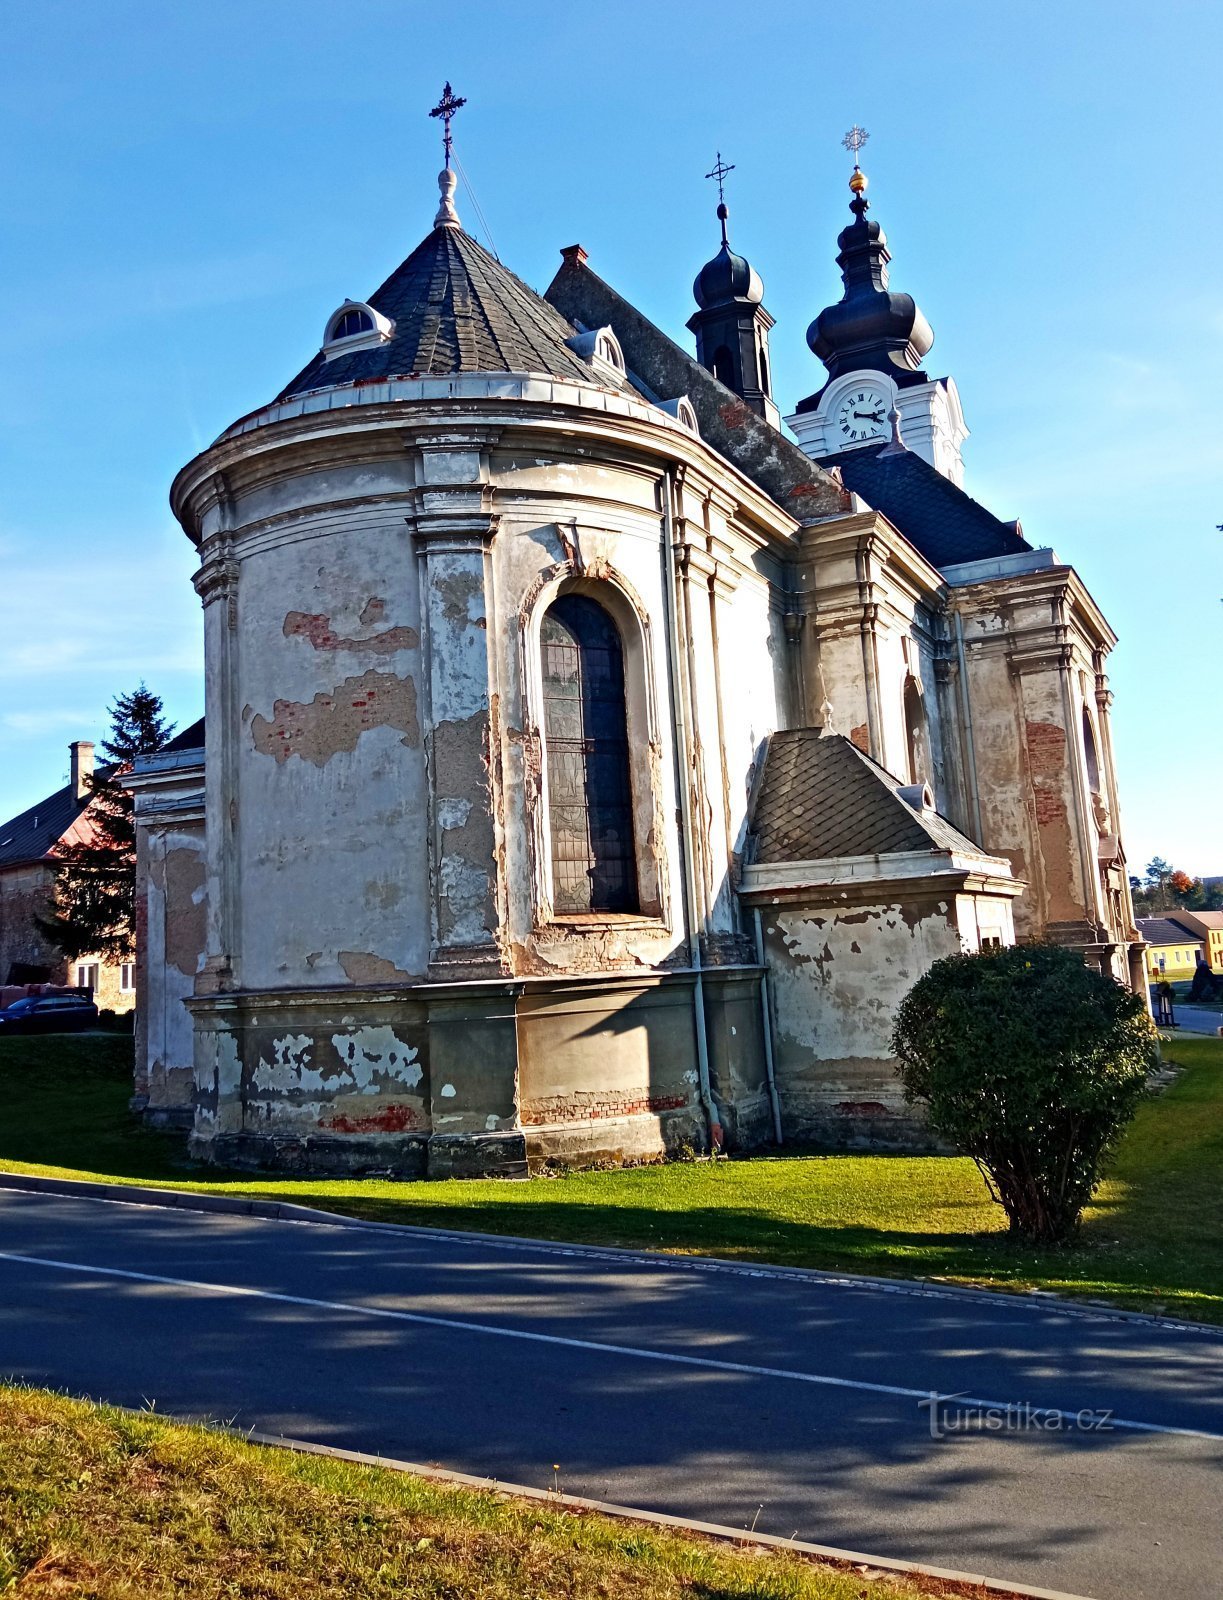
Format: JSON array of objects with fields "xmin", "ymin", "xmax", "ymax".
[{"xmin": 37, "ymin": 687, "xmax": 175, "ymax": 963}]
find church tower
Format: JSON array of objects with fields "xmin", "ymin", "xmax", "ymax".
[
  {"xmin": 787, "ymin": 137, "xmax": 968, "ymax": 485},
  {"xmin": 687, "ymin": 157, "xmax": 780, "ymax": 428}
]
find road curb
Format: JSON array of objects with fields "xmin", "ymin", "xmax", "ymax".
[
  {"xmin": 1, "ymin": 1168, "xmax": 1219, "ymax": 1337},
  {"xmin": 239, "ymin": 1426, "xmax": 1095, "ymax": 1600}
]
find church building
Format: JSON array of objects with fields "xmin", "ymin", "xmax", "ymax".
[{"xmin": 128, "ymin": 110, "xmax": 1141, "ymax": 1174}]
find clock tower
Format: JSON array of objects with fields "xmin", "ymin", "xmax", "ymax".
[{"xmin": 786, "ymin": 152, "xmax": 968, "ymax": 486}]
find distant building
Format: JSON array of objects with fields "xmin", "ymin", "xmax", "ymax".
[
  {"xmin": 0, "ymin": 742, "xmax": 135, "ymax": 1010},
  {"xmin": 1136, "ymin": 916, "xmax": 1205, "ymax": 979},
  {"xmin": 1165, "ymin": 910, "xmax": 1223, "ymax": 975}
]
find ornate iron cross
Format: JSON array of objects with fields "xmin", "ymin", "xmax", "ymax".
[
  {"xmin": 430, "ymin": 81, "xmax": 466, "ymax": 168},
  {"xmin": 705, "ymin": 150, "xmax": 735, "ymax": 205},
  {"xmin": 842, "ymin": 124, "xmax": 870, "ymax": 166}
]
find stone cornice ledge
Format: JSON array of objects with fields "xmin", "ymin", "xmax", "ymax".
[{"xmin": 739, "ymin": 848, "xmax": 1022, "ymax": 903}]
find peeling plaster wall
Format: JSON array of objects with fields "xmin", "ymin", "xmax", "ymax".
[
  {"xmin": 139, "ymin": 825, "xmax": 207, "ymax": 1119},
  {"xmin": 516, "ymin": 977, "xmax": 705, "ymax": 1165},
  {"xmin": 949, "ymin": 575, "xmax": 1128, "ymax": 954},
  {"xmin": 232, "ymin": 510, "xmax": 429, "ymax": 991},
  {"xmin": 761, "ymin": 892, "xmax": 980, "ymax": 1148}
]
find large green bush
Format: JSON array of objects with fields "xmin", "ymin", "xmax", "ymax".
[{"xmin": 891, "ymin": 944, "xmax": 1158, "ymax": 1245}]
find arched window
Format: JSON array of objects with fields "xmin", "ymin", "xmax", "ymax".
[
  {"xmin": 1082, "ymin": 708, "xmax": 1101, "ymax": 793},
  {"xmin": 712, "ymin": 345, "xmax": 736, "ymax": 390},
  {"xmin": 903, "ymin": 675, "xmax": 928, "ymax": 785},
  {"xmin": 758, "ymin": 345, "xmax": 770, "ymax": 397},
  {"xmin": 541, "ymin": 594, "xmax": 637, "ymax": 914},
  {"xmin": 331, "ymin": 308, "xmax": 374, "ymax": 340}
]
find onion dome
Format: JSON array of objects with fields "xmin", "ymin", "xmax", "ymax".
[
  {"xmin": 807, "ymin": 167, "xmax": 933, "ymax": 381},
  {"xmin": 692, "ymin": 201, "xmax": 764, "ymax": 309}
]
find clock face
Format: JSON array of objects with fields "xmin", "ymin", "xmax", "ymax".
[{"xmin": 835, "ymin": 385, "xmax": 889, "ymax": 445}]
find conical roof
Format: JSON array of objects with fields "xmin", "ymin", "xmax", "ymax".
[{"xmin": 279, "ymin": 223, "xmax": 595, "ymax": 399}]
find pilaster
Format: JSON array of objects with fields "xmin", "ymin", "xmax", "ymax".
[{"xmin": 410, "ymin": 431, "xmax": 507, "ymax": 978}]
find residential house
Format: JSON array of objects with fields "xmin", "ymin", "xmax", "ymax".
[
  {"xmin": 1135, "ymin": 916, "xmax": 1204, "ymax": 980},
  {"xmin": 0, "ymin": 741, "xmax": 134, "ymax": 1012}
]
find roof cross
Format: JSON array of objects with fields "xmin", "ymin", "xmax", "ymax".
[
  {"xmin": 705, "ymin": 151, "xmax": 735, "ymax": 246},
  {"xmin": 842, "ymin": 124, "xmax": 870, "ymax": 168},
  {"xmin": 430, "ymin": 81, "xmax": 466, "ymax": 169},
  {"xmin": 705, "ymin": 150, "xmax": 735, "ymax": 204}
]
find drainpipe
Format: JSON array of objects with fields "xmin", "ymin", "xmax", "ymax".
[
  {"xmin": 660, "ymin": 466, "xmax": 721, "ymax": 1151},
  {"xmin": 752, "ymin": 906, "xmax": 784, "ymax": 1145},
  {"xmin": 954, "ymin": 609, "xmax": 984, "ymax": 845}
]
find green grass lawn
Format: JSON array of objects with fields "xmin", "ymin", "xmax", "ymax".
[
  {"xmin": 1, "ymin": 1032, "xmax": 1220, "ymax": 1324},
  {"xmin": 0, "ymin": 1384, "xmax": 936, "ymax": 1600}
]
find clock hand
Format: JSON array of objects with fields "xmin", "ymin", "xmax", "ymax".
[{"xmin": 853, "ymin": 409, "xmax": 885, "ymax": 422}]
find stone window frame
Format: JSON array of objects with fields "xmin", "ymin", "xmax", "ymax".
[
  {"xmin": 902, "ymin": 671, "xmax": 930, "ymax": 786},
  {"xmin": 321, "ymin": 299, "xmax": 395, "ymax": 360},
  {"xmin": 519, "ymin": 557, "xmax": 670, "ymax": 932}
]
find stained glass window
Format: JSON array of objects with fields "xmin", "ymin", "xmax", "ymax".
[{"xmin": 541, "ymin": 595, "xmax": 637, "ymax": 914}]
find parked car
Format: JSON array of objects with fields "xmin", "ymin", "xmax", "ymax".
[{"xmin": 0, "ymin": 994, "xmax": 99, "ymax": 1034}]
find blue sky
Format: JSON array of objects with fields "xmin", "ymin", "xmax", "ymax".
[{"xmin": 1, "ymin": 0, "xmax": 1219, "ymax": 873}]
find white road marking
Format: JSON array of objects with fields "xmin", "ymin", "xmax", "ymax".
[{"xmin": 1, "ymin": 1248, "xmax": 1219, "ymax": 1443}]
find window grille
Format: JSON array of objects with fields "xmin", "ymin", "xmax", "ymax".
[{"xmin": 541, "ymin": 595, "xmax": 637, "ymax": 914}]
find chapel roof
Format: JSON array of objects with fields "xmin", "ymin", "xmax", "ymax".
[
  {"xmin": 819, "ymin": 440, "xmax": 1030, "ymax": 571},
  {"xmin": 748, "ymin": 729, "xmax": 985, "ymax": 864},
  {"xmin": 278, "ymin": 221, "xmax": 597, "ymax": 399}
]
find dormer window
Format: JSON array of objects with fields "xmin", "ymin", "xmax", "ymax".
[
  {"xmin": 332, "ymin": 308, "xmax": 373, "ymax": 340},
  {"xmin": 322, "ymin": 299, "xmax": 395, "ymax": 360},
  {"xmin": 657, "ymin": 397, "xmax": 700, "ymax": 435},
  {"xmin": 564, "ymin": 325, "xmax": 626, "ymax": 387},
  {"xmin": 595, "ymin": 332, "xmax": 623, "ymax": 372}
]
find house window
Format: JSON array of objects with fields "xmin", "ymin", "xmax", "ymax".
[
  {"xmin": 76, "ymin": 963, "xmax": 100, "ymax": 993},
  {"xmin": 120, "ymin": 963, "xmax": 135, "ymax": 992},
  {"xmin": 541, "ymin": 594, "xmax": 637, "ymax": 914}
]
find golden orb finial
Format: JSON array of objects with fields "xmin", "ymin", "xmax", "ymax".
[{"xmin": 849, "ymin": 167, "xmax": 868, "ymax": 194}]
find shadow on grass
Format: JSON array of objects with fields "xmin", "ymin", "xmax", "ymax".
[{"xmin": 1, "ymin": 1032, "xmax": 1220, "ymax": 1323}]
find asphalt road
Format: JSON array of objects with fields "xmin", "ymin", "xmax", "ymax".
[{"xmin": 0, "ymin": 1190, "xmax": 1219, "ymax": 1600}]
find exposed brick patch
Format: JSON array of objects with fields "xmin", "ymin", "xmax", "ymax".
[
  {"xmin": 284, "ymin": 609, "xmax": 418, "ymax": 655},
  {"xmin": 849, "ymin": 722, "xmax": 870, "ymax": 754},
  {"xmin": 1026, "ymin": 720, "xmax": 1068, "ymax": 825},
  {"xmin": 523, "ymin": 1089, "xmax": 691, "ymax": 1125},
  {"xmin": 718, "ymin": 398, "xmax": 752, "ymax": 430},
  {"xmin": 251, "ymin": 669, "xmax": 420, "ymax": 765},
  {"xmin": 323, "ymin": 1104, "xmax": 424, "ymax": 1134}
]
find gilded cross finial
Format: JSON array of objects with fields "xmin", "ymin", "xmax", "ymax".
[
  {"xmin": 430, "ymin": 81, "xmax": 466, "ymax": 169},
  {"xmin": 705, "ymin": 151, "xmax": 735, "ymax": 246}
]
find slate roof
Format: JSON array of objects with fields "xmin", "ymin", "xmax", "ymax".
[
  {"xmin": 163, "ymin": 717, "xmax": 205, "ymax": 753},
  {"xmin": 748, "ymin": 729, "xmax": 986, "ymax": 865},
  {"xmin": 0, "ymin": 721, "xmax": 204, "ymax": 871},
  {"xmin": 0, "ymin": 774, "xmax": 105, "ymax": 870},
  {"xmin": 1136, "ymin": 916, "xmax": 1205, "ymax": 947},
  {"xmin": 819, "ymin": 442, "xmax": 1030, "ymax": 570},
  {"xmin": 279, "ymin": 226, "xmax": 596, "ymax": 399},
  {"xmin": 544, "ymin": 251, "xmax": 847, "ymax": 520}
]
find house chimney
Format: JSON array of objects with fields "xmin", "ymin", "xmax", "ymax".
[{"xmin": 70, "ymin": 741, "xmax": 94, "ymax": 803}]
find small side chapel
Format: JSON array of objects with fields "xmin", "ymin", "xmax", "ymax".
[{"xmin": 127, "ymin": 106, "xmax": 1142, "ymax": 1175}]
